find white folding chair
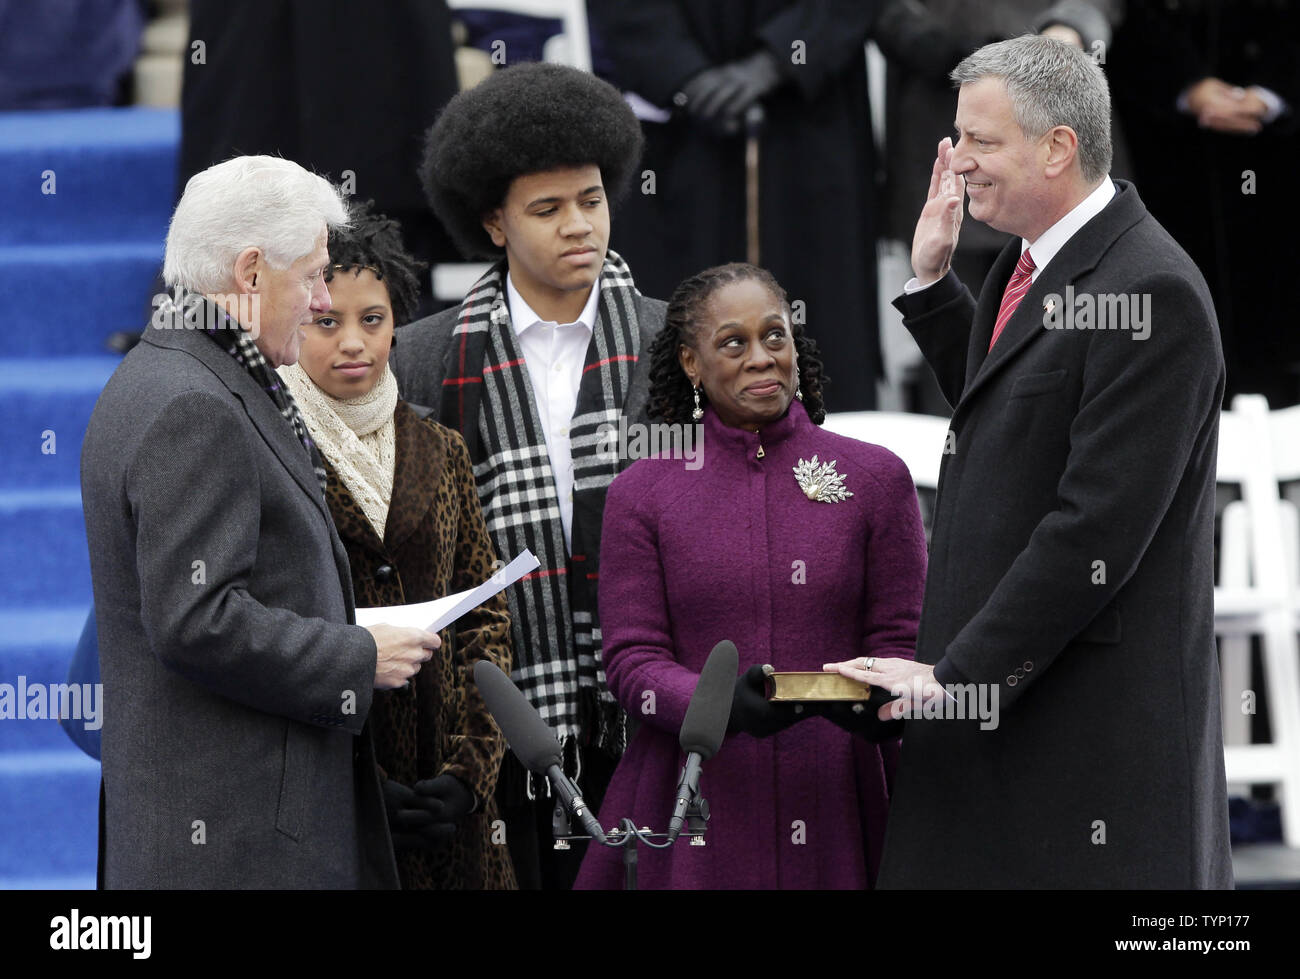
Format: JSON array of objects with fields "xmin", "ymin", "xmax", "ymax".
[
  {"xmin": 820, "ymin": 410, "xmax": 949, "ymax": 490},
  {"xmin": 1218, "ymin": 498, "xmax": 1253, "ymax": 751},
  {"xmin": 1260, "ymin": 399, "xmax": 1300, "ymax": 842},
  {"xmin": 431, "ymin": 263, "xmax": 492, "ymax": 303},
  {"xmin": 1215, "ymin": 394, "xmax": 1300, "ymax": 845}
]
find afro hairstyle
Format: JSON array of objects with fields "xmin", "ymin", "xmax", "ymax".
[
  {"xmin": 324, "ymin": 199, "xmax": 425, "ymax": 327},
  {"xmin": 419, "ymin": 62, "xmax": 645, "ymax": 260}
]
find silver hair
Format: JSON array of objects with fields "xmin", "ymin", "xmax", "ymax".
[
  {"xmin": 163, "ymin": 155, "xmax": 348, "ymax": 294},
  {"xmin": 951, "ymin": 33, "xmax": 1112, "ymax": 183}
]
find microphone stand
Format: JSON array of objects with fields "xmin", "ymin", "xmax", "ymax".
[
  {"xmin": 554, "ymin": 786, "xmax": 712, "ymax": 891},
  {"xmin": 551, "ymin": 800, "xmax": 573, "ymax": 851}
]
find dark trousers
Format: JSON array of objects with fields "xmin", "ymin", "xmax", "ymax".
[{"xmin": 496, "ymin": 745, "xmax": 618, "ymax": 890}]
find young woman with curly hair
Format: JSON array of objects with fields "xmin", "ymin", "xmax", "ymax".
[{"xmin": 278, "ymin": 200, "xmax": 516, "ymax": 890}]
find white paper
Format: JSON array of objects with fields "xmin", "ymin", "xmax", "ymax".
[{"xmin": 354, "ymin": 549, "xmax": 540, "ymax": 633}]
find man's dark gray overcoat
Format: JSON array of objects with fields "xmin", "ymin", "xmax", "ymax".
[
  {"xmin": 884, "ymin": 181, "xmax": 1233, "ymax": 888},
  {"xmin": 81, "ymin": 321, "xmax": 399, "ymax": 888}
]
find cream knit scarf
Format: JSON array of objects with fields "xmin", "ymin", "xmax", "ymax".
[{"xmin": 277, "ymin": 362, "xmax": 398, "ymax": 539}]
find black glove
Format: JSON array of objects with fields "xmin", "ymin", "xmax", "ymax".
[
  {"xmin": 727, "ymin": 664, "xmax": 808, "ymax": 738},
  {"xmin": 679, "ymin": 49, "xmax": 783, "ymax": 135},
  {"xmin": 412, "ymin": 773, "xmax": 474, "ymax": 829},
  {"xmin": 808, "ymin": 685, "xmax": 906, "ymax": 743},
  {"xmin": 382, "ymin": 774, "xmax": 474, "ymax": 851},
  {"xmin": 382, "ymin": 777, "xmax": 435, "ymax": 851}
]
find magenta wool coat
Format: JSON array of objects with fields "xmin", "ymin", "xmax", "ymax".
[{"xmin": 575, "ymin": 400, "xmax": 927, "ymax": 889}]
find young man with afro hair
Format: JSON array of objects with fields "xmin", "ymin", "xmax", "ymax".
[{"xmin": 390, "ymin": 62, "xmax": 665, "ymax": 890}]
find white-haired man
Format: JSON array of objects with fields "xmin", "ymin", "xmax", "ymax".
[
  {"xmin": 827, "ymin": 35, "xmax": 1232, "ymax": 887},
  {"xmin": 81, "ymin": 156, "xmax": 439, "ymax": 888}
]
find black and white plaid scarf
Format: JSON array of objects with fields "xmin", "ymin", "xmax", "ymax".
[
  {"xmin": 439, "ymin": 251, "xmax": 642, "ymax": 763},
  {"xmin": 170, "ymin": 292, "xmax": 329, "ymax": 496}
]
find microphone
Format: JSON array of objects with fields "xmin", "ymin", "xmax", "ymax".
[
  {"xmin": 666, "ymin": 640, "xmax": 739, "ymax": 842},
  {"xmin": 474, "ymin": 661, "xmax": 606, "ymax": 843}
]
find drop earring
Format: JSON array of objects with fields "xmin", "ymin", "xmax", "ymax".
[
  {"xmin": 692, "ymin": 384, "xmax": 704, "ymax": 421},
  {"xmin": 794, "ymin": 363, "xmax": 803, "ymax": 401}
]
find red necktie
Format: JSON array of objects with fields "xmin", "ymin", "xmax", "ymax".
[{"xmin": 989, "ymin": 249, "xmax": 1036, "ymax": 351}]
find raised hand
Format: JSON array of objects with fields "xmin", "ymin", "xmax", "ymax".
[{"xmin": 911, "ymin": 137, "xmax": 965, "ymax": 286}]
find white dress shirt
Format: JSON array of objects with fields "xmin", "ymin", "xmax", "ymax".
[
  {"xmin": 1018, "ymin": 177, "xmax": 1115, "ymax": 280},
  {"xmin": 505, "ymin": 273, "xmax": 600, "ymax": 553},
  {"xmin": 904, "ymin": 177, "xmax": 1116, "ymax": 293}
]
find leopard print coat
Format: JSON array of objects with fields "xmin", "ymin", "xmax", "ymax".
[{"xmin": 325, "ymin": 400, "xmax": 516, "ymax": 890}]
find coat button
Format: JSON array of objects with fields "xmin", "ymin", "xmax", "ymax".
[
  {"xmin": 374, "ymin": 565, "xmax": 394, "ymax": 583},
  {"xmin": 1023, "ymin": 661, "xmax": 1033, "ymax": 672},
  {"xmin": 1007, "ymin": 675, "xmax": 1018, "ymax": 686}
]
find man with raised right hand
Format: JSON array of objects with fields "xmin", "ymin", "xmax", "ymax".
[{"xmin": 827, "ymin": 34, "xmax": 1232, "ymax": 888}]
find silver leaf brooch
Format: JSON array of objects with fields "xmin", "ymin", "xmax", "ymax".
[{"xmin": 793, "ymin": 455, "xmax": 853, "ymax": 503}]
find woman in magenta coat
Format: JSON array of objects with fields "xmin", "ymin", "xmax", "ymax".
[{"xmin": 575, "ymin": 264, "xmax": 927, "ymax": 889}]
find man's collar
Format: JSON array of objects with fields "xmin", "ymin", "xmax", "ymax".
[
  {"xmin": 505, "ymin": 271, "xmax": 600, "ymax": 336},
  {"xmin": 1023, "ymin": 177, "xmax": 1116, "ymax": 274}
]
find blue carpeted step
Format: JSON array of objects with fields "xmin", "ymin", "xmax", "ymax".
[
  {"xmin": 0, "ymin": 874, "xmax": 95, "ymax": 890},
  {"xmin": 0, "ymin": 491, "xmax": 91, "ymax": 608},
  {"xmin": 0, "ymin": 608, "xmax": 93, "ymax": 753},
  {"xmin": 0, "ymin": 107, "xmax": 178, "ymax": 246},
  {"xmin": 0, "ymin": 105, "xmax": 177, "ymax": 888},
  {"xmin": 2, "ymin": 243, "xmax": 163, "ymax": 356},
  {"xmin": 0, "ymin": 356, "xmax": 118, "ymax": 489},
  {"xmin": 0, "ymin": 749, "xmax": 99, "ymax": 879},
  {"xmin": 0, "ymin": 703, "xmax": 89, "ymax": 754}
]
